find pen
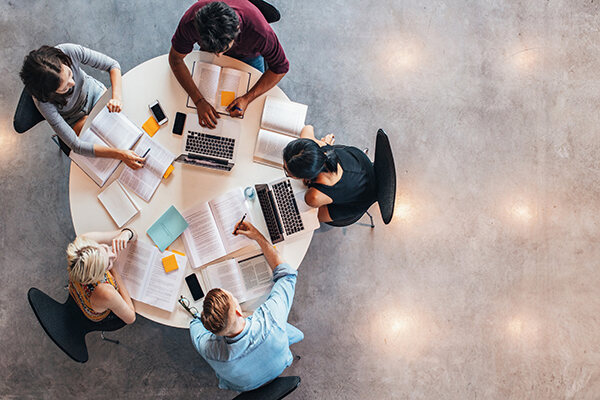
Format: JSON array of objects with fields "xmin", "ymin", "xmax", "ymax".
[
  {"xmin": 141, "ymin": 148, "xmax": 151, "ymax": 158},
  {"xmin": 233, "ymin": 213, "xmax": 247, "ymax": 234},
  {"xmin": 231, "ymin": 106, "xmax": 243, "ymax": 112}
]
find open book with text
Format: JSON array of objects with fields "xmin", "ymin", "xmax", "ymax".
[
  {"xmin": 186, "ymin": 61, "xmax": 251, "ymax": 116},
  {"xmin": 253, "ymin": 96, "xmax": 308, "ymax": 168},
  {"xmin": 118, "ymin": 135, "xmax": 176, "ymax": 202},
  {"xmin": 112, "ymin": 240, "xmax": 187, "ymax": 312},
  {"xmin": 200, "ymin": 254, "xmax": 273, "ymax": 304},
  {"xmin": 70, "ymin": 107, "xmax": 143, "ymax": 186},
  {"xmin": 182, "ymin": 188, "xmax": 255, "ymax": 269}
]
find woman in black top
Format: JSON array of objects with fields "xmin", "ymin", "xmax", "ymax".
[{"xmin": 283, "ymin": 125, "xmax": 377, "ymax": 223}]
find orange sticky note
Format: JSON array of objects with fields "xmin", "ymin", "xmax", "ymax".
[
  {"xmin": 162, "ymin": 254, "xmax": 178, "ymax": 273},
  {"xmin": 163, "ymin": 164, "xmax": 174, "ymax": 179},
  {"xmin": 220, "ymin": 91, "xmax": 235, "ymax": 107},
  {"xmin": 142, "ymin": 116, "xmax": 160, "ymax": 136}
]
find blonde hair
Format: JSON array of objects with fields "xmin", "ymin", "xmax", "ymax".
[
  {"xmin": 66, "ymin": 237, "xmax": 109, "ymax": 285},
  {"xmin": 201, "ymin": 288, "xmax": 231, "ymax": 334}
]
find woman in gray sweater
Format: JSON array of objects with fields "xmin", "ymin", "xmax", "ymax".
[{"xmin": 20, "ymin": 44, "xmax": 144, "ymax": 169}]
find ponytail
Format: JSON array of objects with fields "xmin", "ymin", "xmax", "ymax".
[{"xmin": 283, "ymin": 138, "xmax": 338, "ymax": 180}]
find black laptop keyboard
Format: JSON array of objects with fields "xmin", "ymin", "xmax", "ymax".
[
  {"xmin": 272, "ymin": 180, "xmax": 304, "ymax": 236},
  {"xmin": 185, "ymin": 131, "xmax": 235, "ymax": 160},
  {"xmin": 256, "ymin": 184, "xmax": 284, "ymax": 244}
]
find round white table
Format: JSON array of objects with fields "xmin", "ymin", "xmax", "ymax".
[{"xmin": 69, "ymin": 52, "xmax": 313, "ymax": 328}]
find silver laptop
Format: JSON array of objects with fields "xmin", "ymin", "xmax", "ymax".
[
  {"xmin": 175, "ymin": 113, "xmax": 241, "ymax": 171},
  {"xmin": 255, "ymin": 178, "xmax": 320, "ymax": 244}
]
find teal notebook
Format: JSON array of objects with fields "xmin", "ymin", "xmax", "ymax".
[{"xmin": 147, "ymin": 206, "xmax": 189, "ymax": 252}]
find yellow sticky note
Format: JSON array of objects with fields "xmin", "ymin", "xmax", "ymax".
[
  {"xmin": 162, "ymin": 254, "xmax": 178, "ymax": 273},
  {"xmin": 220, "ymin": 91, "xmax": 235, "ymax": 107},
  {"xmin": 163, "ymin": 164, "xmax": 174, "ymax": 179},
  {"xmin": 142, "ymin": 116, "xmax": 160, "ymax": 137}
]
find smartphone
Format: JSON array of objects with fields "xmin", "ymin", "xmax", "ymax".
[
  {"xmin": 185, "ymin": 273, "xmax": 204, "ymax": 301},
  {"xmin": 172, "ymin": 112, "xmax": 186, "ymax": 135},
  {"xmin": 149, "ymin": 100, "xmax": 168, "ymax": 125}
]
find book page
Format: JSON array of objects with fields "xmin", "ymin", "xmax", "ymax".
[
  {"xmin": 182, "ymin": 202, "xmax": 227, "ymax": 268},
  {"xmin": 70, "ymin": 128, "xmax": 120, "ymax": 184},
  {"xmin": 238, "ymin": 254, "xmax": 273, "ymax": 300},
  {"xmin": 118, "ymin": 135, "xmax": 175, "ymax": 202},
  {"xmin": 189, "ymin": 61, "xmax": 221, "ymax": 107},
  {"xmin": 97, "ymin": 181, "xmax": 139, "ymax": 227},
  {"xmin": 260, "ymin": 96, "xmax": 308, "ymax": 136},
  {"xmin": 112, "ymin": 240, "xmax": 155, "ymax": 300},
  {"xmin": 215, "ymin": 68, "xmax": 244, "ymax": 113},
  {"xmin": 139, "ymin": 250, "xmax": 187, "ymax": 312},
  {"xmin": 254, "ymin": 128, "xmax": 295, "ymax": 168},
  {"xmin": 90, "ymin": 107, "xmax": 142, "ymax": 149},
  {"xmin": 202, "ymin": 259, "xmax": 248, "ymax": 302},
  {"xmin": 209, "ymin": 189, "xmax": 254, "ymax": 254}
]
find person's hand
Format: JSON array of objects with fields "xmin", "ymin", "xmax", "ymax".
[
  {"xmin": 195, "ymin": 98, "xmax": 220, "ymax": 128},
  {"xmin": 226, "ymin": 95, "xmax": 250, "ymax": 118},
  {"xmin": 112, "ymin": 231, "xmax": 131, "ymax": 255},
  {"xmin": 233, "ymin": 221, "xmax": 263, "ymax": 241},
  {"xmin": 322, "ymin": 133, "xmax": 335, "ymax": 145},
  {"xmin": 106, "ymin": 98, "xmax": 122, "ymax": 113},
  {"xmin": 120, "ymin": 149, "xmax": 145, "ymax": 169}
]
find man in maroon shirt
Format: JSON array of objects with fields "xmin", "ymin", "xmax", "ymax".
[{"xmin": 169, "ymin": 0, "xmax": 289, "ymax": 128}]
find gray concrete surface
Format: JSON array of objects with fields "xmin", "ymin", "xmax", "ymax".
[{"xmin": 2, "ymin": 0, "xmax": 600, "ymax": 399}]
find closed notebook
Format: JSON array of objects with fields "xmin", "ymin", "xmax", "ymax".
[
  {"xmin": 97, "ymin": 180, "xmax": 140, "ymax": 228},
  {"xmin": 147, "ymin": 205, "xmax": 189, "ymax": 252}
]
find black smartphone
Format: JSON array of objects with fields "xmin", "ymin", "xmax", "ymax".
[
  {"xmin": 185, "ymin": 273, "xmax": 204, "ymax": 301},
  {"xmin": 172, "ymin": 112, "xmax": 186, "ymax": 135}
]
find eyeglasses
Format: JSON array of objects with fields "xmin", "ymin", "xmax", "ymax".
[{"xmin": 178, "ymin": 296, "xmax": 199, "ymax": 318}]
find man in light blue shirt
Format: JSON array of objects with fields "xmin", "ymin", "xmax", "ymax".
[{"xmin": 189, "ymin": 221, "xmax": 304, "ymax": 392}]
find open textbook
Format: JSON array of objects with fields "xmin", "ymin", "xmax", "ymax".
[
  {"xmin": 182, "ymin": 188, "xmax": 255, "ymax": 269},
  {"xmin": 186, "ymin": 61, "xmax": 251, "ymax": 115},
  {"xmin": 118, "ymin": 135, "xmax": 176, "ymax": 202},
  {"xmin": 97, "ymin": 180, "xmax": 140, "ymax": 228},
  {"xmin": 253, "ymin": 96, "xmax": 308, "ymax": 168},
  {"xmin": 112, "ymin": 240, "xmax": 187, "ymax": 312},
  {"xmin": 70, "ymin": 107, "xmax": 143, "ymax": 186},
  {"xmin": 200, "ymin": 254, "xmax": 273, "ymax": 304}
]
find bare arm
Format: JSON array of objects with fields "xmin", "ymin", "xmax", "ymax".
[
  {"xmin": 233, "ymin": 221, "xmax": 285, "ymax": 270},
  {"xmin": 81, "ymin": 230, "xmax": 123, "ymax": 245},
  {"xmin": 91, "ymin": 272, "xmax": 136, "ymax": 324}
]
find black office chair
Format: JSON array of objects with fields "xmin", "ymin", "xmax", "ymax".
[
  {"xmin": 373, "ymin": 128, "xmax": 396, "ymax": 225},
  {"xmin": 326, "ymin": 129, "xmax": 397, "ymax": 228},
  {"xmin": 13, "ymin": 88, "xmax": 72, "ymax": 156},
  {"xmin": 233, "ymin": 376, "xmax": 301, "ymax": 400},
  {"xmin": 248, "ymin": 0, "xmax": 281, "ymax": 23},
  {"xmin": 27, "ymin": 287, "xmax": 125, "ymax": 363},
  {"xmin": 13, "ymin": 88, "xmax": 45, "ymax": 134}
]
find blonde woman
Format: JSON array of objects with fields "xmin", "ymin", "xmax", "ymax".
[{"xmin": 67, "ymin": 229, "xmax": 136, "ymax": 324}]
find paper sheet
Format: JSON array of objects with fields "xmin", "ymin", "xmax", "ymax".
[
  {"xmin": 118, "ymin": 135, "xmax": 175, "ymax": 202},
  {"xmin": 260, "ymin": 96, "xmax": 308, "ymax": 136},
  {"xmin": 209, "ymin": 189, "xmax": 254, "ymax": 253},
  {"xmin": 254, "ymin": 128, "xmax": 295, "ymax": 168},
  {"xmin": 182, "ymin": 202, "xmax": 227, "ymax": 268}
]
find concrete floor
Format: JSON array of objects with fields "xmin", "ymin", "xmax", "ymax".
[{"xmin": 1, "ymin": 0, "xmax": 600, "ymax": 399}]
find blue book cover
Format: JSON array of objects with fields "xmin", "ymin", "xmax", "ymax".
[{"xmin": 147, "ymin": 205, "xmax": 189, "ymax": 252}]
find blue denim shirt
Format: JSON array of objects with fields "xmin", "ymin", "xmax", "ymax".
[{"xmin": 190, "ymin": 263, "xmax": 299, "ymax": 392}]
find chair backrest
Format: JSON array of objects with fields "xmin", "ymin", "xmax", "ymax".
[
  {"xmin": 233, "ymin": 376, "xmax": 301, "ymax": 400},
  {"xmin": 248, "ymin": 0, "xmax": 281, "ymax": 23},
  {"xmin": 27, "ymin": 287, "xmax": 90, "ymax": 363},
  {"xmin": 13, "ymin": 88, "xmax": 45, "ymax": 134},
  {"xmin": 373, "ymin": 129, "xmax": 397, "ymax": 224}
]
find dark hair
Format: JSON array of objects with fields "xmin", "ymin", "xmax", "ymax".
[
  {"xmin": 194, "ymin": 2, "xmax": 240, "ymax": 54},
  {"xmin": 20, "ymin": 46, "xmax": 72, "ymax": 107},
  {"xmin": 283, "ymin": 138, "xmax": 339, "ymax": 180}
]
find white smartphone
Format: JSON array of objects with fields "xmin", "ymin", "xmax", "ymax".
[{"xmin": 149, "ymin": 100, "xmax": 168, "ymax": 125}]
